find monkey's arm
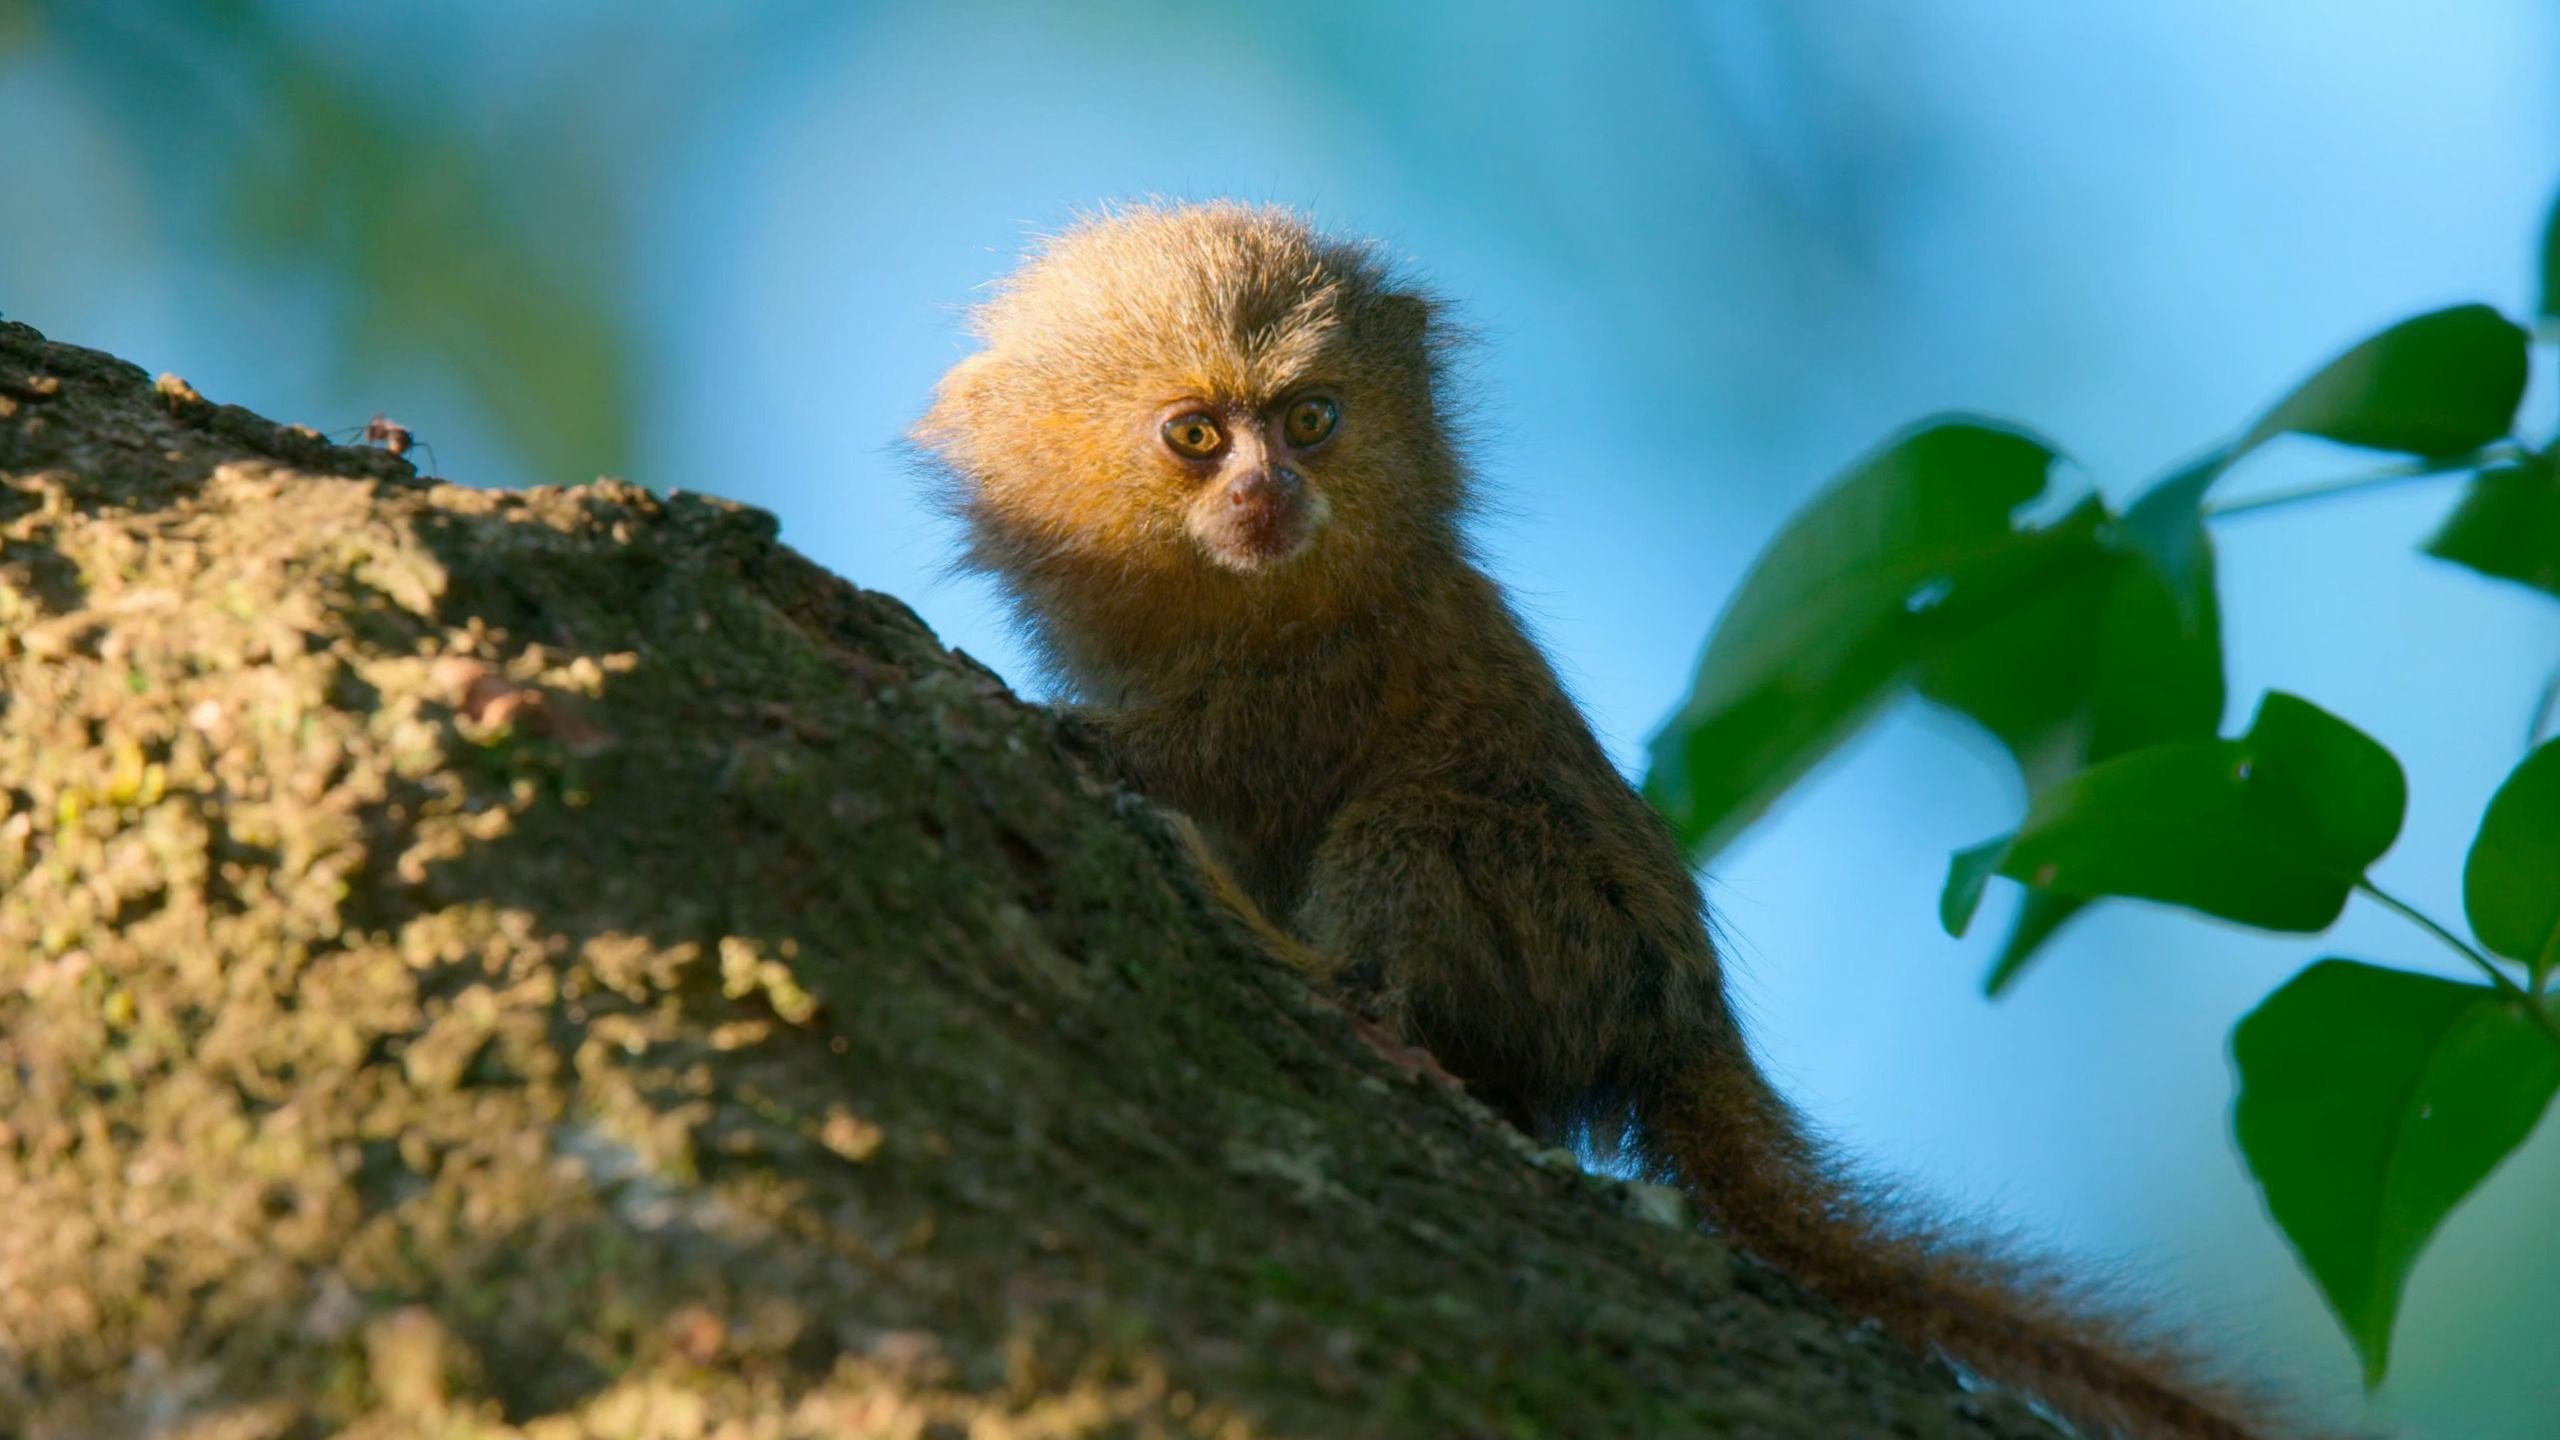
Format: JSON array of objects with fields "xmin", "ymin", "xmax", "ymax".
[{"xmin": 1285, "ymin": 781, "xmax": 1652, "ymax": 1137}]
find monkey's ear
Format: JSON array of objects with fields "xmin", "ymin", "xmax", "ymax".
[{"xmin": 1378, "ymin": 293, "xmax": 1433, "ymax": 343}]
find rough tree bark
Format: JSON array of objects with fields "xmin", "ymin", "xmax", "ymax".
[{"xmin": 0, "ymin": 321, "xmax": 2066, "ymax": 1440}]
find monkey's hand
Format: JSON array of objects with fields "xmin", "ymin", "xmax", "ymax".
[
  {"xmin": 1046, "ymin": 704, "xmax": 1136, "ymax": 786},
  {"xmin": 1162, "ymin": 811, "xmax": 1461, "ymax": 1090},
  {"xmin": 1164, "ymin": 811, "xmax": 1340, "ymax": 984},
  {"xmin": 1345, "ymin": 1013, "xmax": 1465, "ymax": 1091}
]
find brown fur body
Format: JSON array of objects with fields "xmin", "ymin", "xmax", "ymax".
[{"xmin": 914, "ymin": 202, "xmax": 2335, "ymax": 1440}]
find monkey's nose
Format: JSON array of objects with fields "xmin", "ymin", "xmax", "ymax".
[
  {"xmin": 1194, "ymin": 464, "xmax": 1312, "ymax": 568},
  {"xmin": 1228, "ymin": 465, "xmax": 1301, "ymax": 509},
  {"xmin": 1225, "ymin": 466, "xmax": 1302, "ymax": 540}
]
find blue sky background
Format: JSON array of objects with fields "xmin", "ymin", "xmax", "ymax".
[{"xmin": 6, "ymin": 4, "xmax": 2557, "ymax": 1434}]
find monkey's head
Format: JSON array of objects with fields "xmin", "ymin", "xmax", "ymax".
[{"xmin": 913, "ymin": 203, "xmax": 1468, "ymax": 680}]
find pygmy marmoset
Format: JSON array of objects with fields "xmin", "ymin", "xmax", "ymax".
[{"xmin": 913, "ymin": 201, "xmax": 2332, "ymax": 1440}]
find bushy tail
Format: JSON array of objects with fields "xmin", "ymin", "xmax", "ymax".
[{"xmin": 1640, "ymin": 1037, "xmax": 2343, "ymax": 1440}]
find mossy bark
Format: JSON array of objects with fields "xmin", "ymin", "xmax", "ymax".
[{"xmin": 0, "ymin": 321, "xmax": 2063, "ymax": 1440}]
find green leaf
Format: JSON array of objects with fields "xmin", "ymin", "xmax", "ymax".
[
  {"xmin": 1910, "ymin": 498, "xmax": 2117, "ymax": 793},
  {"xmin": 2464, "ymin": 738, "xmax": 2560, "ymax": 987},
  {"xmin": 1917, "ymin": 496, "xmax": 2223, "ymax": 788},
  {"xmin": 1941, "ymin": 838, "xmax": 2008, "ymax": 938},
  {"xmin": 2086, "ymin": 515, "xmax": 2224, "ymax": 758},
  {"xmin": 2243, "ymin": 305, "xmax": 2530, "ymax": 459},
  {"xmin": 2114, "ymin": 451, "xmax": 2232, "ymax": 629},
  {"xmin": 1945, "ymin": 693, "xmax": 2405, "ymax": 933},
  {"xmin": 1644, "ymin": 421, "xmax": 2067, "ymax": 858},
  {"xmin": 1916, "ymin": 488, "xmax": 2224, "ymax": 991},
  {"xmin": 1977, "ymin": 892, "xmax": 2088, "ymax": 996},
  {"xmin": 2425, "ymin": 451, "xmax": 2560, "ymax": 600},
  {"xmin": 2233, "ymin": 959, "xmax": 2560, "ymax": 1385}
]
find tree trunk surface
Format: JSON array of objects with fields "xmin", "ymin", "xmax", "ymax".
[{"xmin": 0, "ymin": 321, "xmax": 2063, "ymax": 1440}]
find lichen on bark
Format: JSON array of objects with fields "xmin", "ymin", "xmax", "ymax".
[{"xmin": 0, "ymin": 320, "xmax": 2060, "ymax": 1439}]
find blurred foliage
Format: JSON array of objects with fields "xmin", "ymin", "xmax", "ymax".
[
  {"xmin": 1650, "ymin": 182, "xmax": 2560, "ymax": 1385},
  {"xmin": 8, "ymin": 0, "xmax": 638, "ymax": 485}
]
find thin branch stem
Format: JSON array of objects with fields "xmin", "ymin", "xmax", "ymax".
[
  {"xmin": 2547, "ymin": 332, "xmax": 2560, "ymax": 445},
  {"xmin": 2204, "ymin": 446, "xmax": 2522, "ymax": 522},
  {"xmin": 2358, "ymin": 880, "xmax": 2560, "ymax": 1047},
  {"xmin": 2529, "ymin": 660, "xmax": 2560, "ymax": 753}
]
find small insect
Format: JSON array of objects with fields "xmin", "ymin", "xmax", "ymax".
[{"xmin": 332, "ymin": 412, "xmax": 438, "ymax": 475}]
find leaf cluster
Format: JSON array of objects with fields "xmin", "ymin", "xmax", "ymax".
[{"xmin": 1646, "ymin": 189, "xmax": 2560, "ymax": 1383}]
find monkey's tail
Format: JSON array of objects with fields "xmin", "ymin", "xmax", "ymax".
[{"xmin": 1639, "ymin": 1036, "xmax": 2344, "ymax": 1440}]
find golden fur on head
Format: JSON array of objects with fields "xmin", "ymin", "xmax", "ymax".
[{"xmin": 912, "ymin": 202, "xmax": 1469, "ymax": 695}]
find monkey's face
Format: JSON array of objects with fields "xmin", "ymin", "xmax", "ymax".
[
  {"xmin": 915, "ymin": 203, "xmax": 1465, "ymax": 654},
  {"xmin": 1152, "ymin": 391, "xmax": 1340, "ymax": 572}
]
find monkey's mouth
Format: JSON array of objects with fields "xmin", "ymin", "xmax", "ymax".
[{"xmin": 1189, "ymin": 468, "xmax": 1324, "ymax": 571}]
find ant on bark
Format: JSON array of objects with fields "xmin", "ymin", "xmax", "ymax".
[{"xmin": 332, "ymin": 413, "xmax": 439, "ymax": 476}]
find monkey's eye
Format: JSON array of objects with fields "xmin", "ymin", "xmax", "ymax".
[
  {"xmin": 1283, "ymin": 396, "xmax": 1340, "ymax": 448},
  {"xmin": 1162, "ymin": 412, "xmax": 1226, "ymax": 459}
]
